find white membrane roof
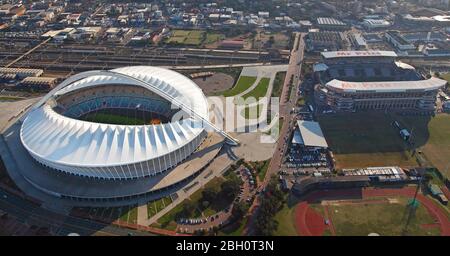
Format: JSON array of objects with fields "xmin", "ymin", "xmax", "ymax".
[
  {"xmin": 295, "ymin": 120, "xmax": 328, "ymax": 148},
  {"xmin": 20, "ymin": 66, "xmax": 209, "ymax": 167}
]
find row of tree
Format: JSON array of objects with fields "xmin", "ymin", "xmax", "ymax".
[{"xmin": 254, "ymin": 175, "xmax": 285, "ymax": 235}]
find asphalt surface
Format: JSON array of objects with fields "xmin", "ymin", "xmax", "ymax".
[
  {"xmin": 265, "ymin": 32, "xmax": 305, "ymax": 187},
  {"xmin": 245, "ymin": 33, "xmax": 306, "ymax": 235}
]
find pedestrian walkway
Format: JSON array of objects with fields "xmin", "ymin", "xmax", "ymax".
[{"xmin": 137, "ymin": 203, "xmax": 148, "ymax": 226}]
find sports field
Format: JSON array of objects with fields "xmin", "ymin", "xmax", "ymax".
[
  {"xmin": 273, "ymin": 203, "xmax": 298, "ymax": 236},
  {"xmin": 324, "ymin": 197, "xmax": 440, "ymax": 236},
  {"xmin": 81, "ymin": 112, "xmax": 146, "ymax": 125},
  {"xmin": 398, "ymin": 113, "xmax": 450, "ymax": 178},
  {"xmin": 317, "ymin": 112, "xmax": 418, "ymax": 169},
  {"xmin": 319, "ymin": 112, "xmax": 450, "ymax": 177},
  {"xmin": 275, "ymin": 191, "xmax": 445, "ymax": 236},
  {"xmin": 167, "ymin": 30, "xmax": 205, "ymax": 46},
  {"xmin": 318, "ymin": 112, "xmax": 450, "ymax": 177}
]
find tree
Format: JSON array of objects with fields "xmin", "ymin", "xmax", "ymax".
[
  {"xmin": 201, "ymin": 200, "xmax": 210, "ymax": 209},
  {"xmin": 221, "ymin": 178, "xmax": 241, "ymax": 199},
  {"xmin": 179, "ymin": 200, "xmax": 196, "ymax": 218},
  {"xmin": 202, "ymin": 187, "xmax": 219, "ymax": 203},
  {"xmin": 232, "ymin": 201, "xmax": 249, "ymax": 219},
  {"xmin": 253, "ymin": 175, "xmax": 285, "ymax": 235}
]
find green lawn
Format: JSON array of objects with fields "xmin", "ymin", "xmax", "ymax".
[
  {"xmin": 222, "ymin": 76, "xmax": 257, "ymax": 97},
  {"xmin": 273, "ymin": 203, "xmax": 298, "ymax": 236},
  {"xmin": 241, "ymin": 104, "xmax": 262, "ymax": 119},
  {"xmin": 328, "ymin": 197, "xmax": 440, "ymax": 236},
  {"xmin": 147, "ymin": 196, "xmax": 172, "ymax": 218},
  {"xmin": 257, "ymin": 160, "xmax": 270, "ymax": 181},
  {"xmin": 439, "ymin": 73, "xmax": 450, "ymax": 83},
  {"xmin": 172, "ymin": 30, "xmax": 191, "ymax": 37},
  {"xmin": 296, "ymin": 97, "xmax": 305, "ymax": 106},
  {"xmin": 317, "ymin": 112, "xmax": 418, "ymax": 169},
  {"xmin": 155, "ymin": 199, "xmax": 187, "ymax": 231},
  {"xmin": 167, "ymin": 30, "xmax": 205, "ymax": 46},
  {"xmin": 265, "ymin": 117, "xmax": 284, "ymax": 138},
  {"xmin": 118, "ymin": 205, "xmax": 138, "ymax": 224},
  {"xmin": 318, "ymin": 112, "xmax": 450, "ymax": 177},
  {"xmin": 274, "ymin": 197, "xmax": 442, "ymax": 236},
  {"xmin": 404, "ymin": 114, "xmax": 450, "ymax": 179},
  {"xmin": 271, "ymin": 72, "xmax": 286, "ymax": 98},
  {"xmin": 241, "ymin": 77, "xmax": 270, "ymax": 100},
  {"xmin": 0, "ymin": 96, "xmax": 24, "ymax": 101},
  {"xmin": 205, "ymin": 33, "xmax": 225, "ymax": 44},
  {"xmin": 184, "ymin": 37, "xmax": 203, "ymax": 46},
  {"xmin": 81, "ymin": 112, "xmax": 145, "ymax": 125},
  {"xmin": 218, "ymin": 217, "xmax": 248, "ymax": 236}
]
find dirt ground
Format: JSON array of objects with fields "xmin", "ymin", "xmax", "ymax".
[{"xmin": 193, "ymin": 72, "xmax": 235, "ymax": 95}]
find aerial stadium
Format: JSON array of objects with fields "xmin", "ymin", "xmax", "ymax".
[
  {"xmin": 8, "ymin": 66, "xmax": 236, "ymax": 205},
  {"xmin": 313, "ymin": 51, "xmax": 447, "ymax": 112}
]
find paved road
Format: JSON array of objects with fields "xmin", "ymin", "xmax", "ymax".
[
  {"xmin": 0, "ymin": 188, "xmax": 155, "ymax": 236},
  {"xmin": 265, "ymin": 32, "xmax": 305, "ymax": 187},
  {"xmin": 244, "ymin": 33, "xmax": 305, "ymax": 235}
]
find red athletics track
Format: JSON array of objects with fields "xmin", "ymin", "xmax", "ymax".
[{"xmin": 295, "ymin": 187, "xmax": 450, "ymax": 236}]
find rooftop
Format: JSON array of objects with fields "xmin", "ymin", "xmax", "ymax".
[
  {"xmin": 293, "ymin": 120, "xmax": 328, "ymax": 148},
  {"xmin": 321, "ymin": 50, "xmax": 397, "ymax": 59},
  {"xmin": 317, "ymin": 17, "xmax": 346, "ymax": 26},
  {"xmin": 326, "ymin": 77, "xmax": 447, "ymax": 93}
]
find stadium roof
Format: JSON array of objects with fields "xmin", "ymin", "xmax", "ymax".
[
  {"xmin": 321, "ymin": 50, "xmax": 397, "ymax": 59},
  {"xmin": 292, "ymin": 120, "xmax": 328, "ymax": 148},
  {"xmin": 20, "ymin": 66, "xmax": 209, "ymax": 168},
  {"xmin": 326, "ymin": 77, "xmax": 447, "ymax": 93}
]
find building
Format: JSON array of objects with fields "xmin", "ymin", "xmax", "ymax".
[
  {"xmin": 428, "ymin": 184, "xmax": 448, "ymax": 205},
  {"xmin": 385, "ymin": 31, "xmax": 416, "ymax": 51},
  {"xmin": 292, "ymin": 176, "xmax": 370, "ymax": 196},
  {"xmin": 349, "ymin": 33, "xmax": 367, "ymax": 50},
  {"xmin": 219, "ymin": 39, "xmax": 244, "ymax": 49},
  {"xmin": 292, "ymin": 120, "xmax": 328, "ymax": 149},
  {"xmin": 314, "ymin": 51, "xmax": 447, "ymax": 112},
  {"xmin": 18, "ymin": 77, "xmax": 57, "ymax": 90},
  {"xmin": 306, "ymin": 31, "xmax": 346, "ymax": 52},
  {"xmin": 363, "ymin": 33, "xmax": 383, "ymax": 43},
  {"xmin": 402, "ymin": 31, "xmax": 447, "ymax": 43},
  {"xmin": 0, "ymin": 67, "xmax": 43, "ymax": 78},
  {"xmin": 342, "ymin": 166, "xmax": 408, "ymax": 182},
  {"xmin": 402, "ymin": 14, "xmax": 450, "ymax": 27},
  {"xmin": 14, "ymin": 66, "xmax": 231, "ymax": 204},
  {"xmin": 362, "ymin": 19, "xmax": 391, "ymax": 30},
  {"xmin": 316, "ymin": 17, "xmax": 349, "ymax": 30}
]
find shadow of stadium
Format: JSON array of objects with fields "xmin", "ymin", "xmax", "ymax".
[{"xmin": 317, "ymin": 112, "xmax": 432, "ymax": 154}]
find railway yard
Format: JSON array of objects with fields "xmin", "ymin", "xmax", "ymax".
[{"xmin": 0, "ymin": 37, "xmax": 287, "ymax": 77}]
